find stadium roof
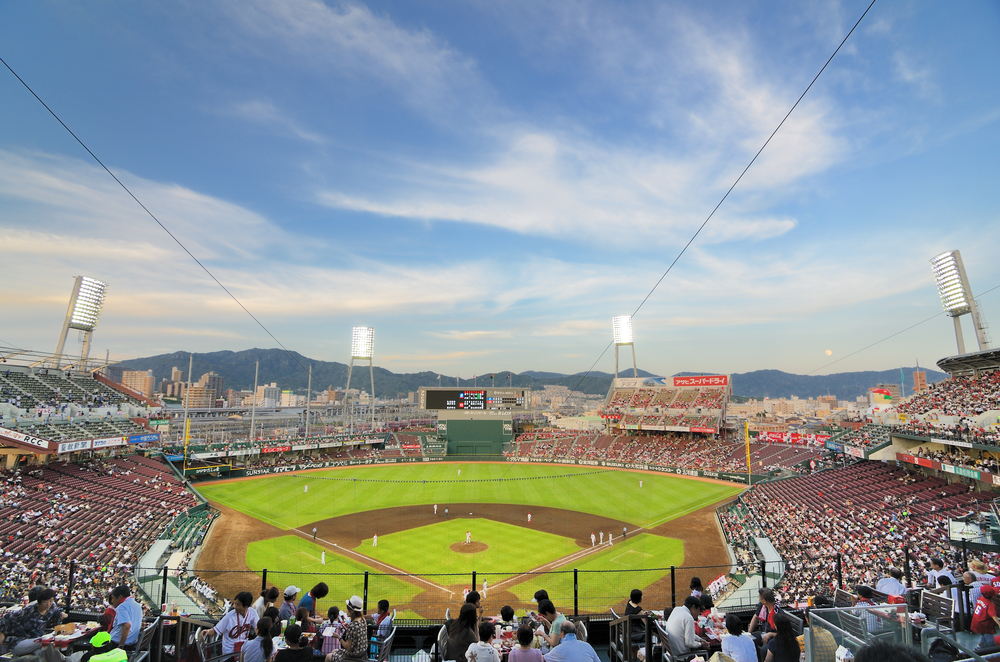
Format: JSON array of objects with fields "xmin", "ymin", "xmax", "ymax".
[{"xmin": 937, "ymin": 348, "xmax": 1000, "ymax": 377}]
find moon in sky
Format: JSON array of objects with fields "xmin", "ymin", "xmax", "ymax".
[{"xmin": 825, "ymin": 349, "xmax": 833, "ymax": 355}]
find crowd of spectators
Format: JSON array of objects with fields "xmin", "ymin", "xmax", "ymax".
[
  {"xmin": 832, "ymin": 423, "xmax": 893, "ymax": 448},
  {"xmin": 898, "ymin": 370, "xmax": 1000, "ymax": 418},
  {"xmin": 718, "ymin": 462, "xmax": 995, "ymax": 607}
]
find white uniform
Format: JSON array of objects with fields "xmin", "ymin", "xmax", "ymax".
[
  {"xmin": 482, "ymin": 580, "xmax": 488, "ymax": 595},
  {"xmin": 466, "ymin": 531, "xmax": 472, "ymax": 544},
  {"xmin": 591, "ymin": 533, "xmax": 596, "ymax": 547},
  {"xmin": 434, "ymin": 504, "xmax": 438, "ymax": 515},
  {"xmin": 600, "ymin": 532, "xmax": 604, "ymax": 544},
  {"xmin": 527, "ymin": 513, "xmax": 531, "ymax": 523},
  {"xmin": 373, "ymin": 534, "xmax": 378, "ymax": 547}
]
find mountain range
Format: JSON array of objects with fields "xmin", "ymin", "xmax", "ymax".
[{"xmin": 117, "ymin": 348, "xmax": 947, "ymax": 401}]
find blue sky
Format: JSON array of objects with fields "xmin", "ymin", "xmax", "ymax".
[{"xmin": 2, "ymin": 0, "xmax": 999, "ymax": 378}]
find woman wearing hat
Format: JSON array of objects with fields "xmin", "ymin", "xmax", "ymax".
[{"xmin": 325, "ymin": 596, "xmax": 367, "ymax": 662}]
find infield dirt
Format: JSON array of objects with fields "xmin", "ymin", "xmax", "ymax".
[{"xmin": 198, "ymin": 499, "xmax": 728, "ymax": 617}]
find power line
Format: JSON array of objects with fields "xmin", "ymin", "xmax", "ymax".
[
  {"xmin": 805, "ymin": 282, "xmax": 1000, "ymax": 375},
  {"xmin": 0, "ymin": 55, "xmax": 309, "ymax": 376},
  {"xmin": 570, "ymin": 0, "xmax": 879, "ymax": 394}
]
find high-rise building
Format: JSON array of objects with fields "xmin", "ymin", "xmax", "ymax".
[
  {"xmin": 256, "ymin": 382, "xmax": 280, "ymax": 407},
  {"xmin": 171, "ymin": 366, "xmax": 183, "ymax": 382},
  {"xmin": 198, "ymin": 371, "xmax": 225, "ymax": 399},
  {"xmin": 280, "ymin": 390, "xmax": 305, "ymax": 407},
  {"xmin": 184, "ymin": 385, "xmax": 215, "ymax": 408},
  {"xmin": 913, "ymin": 371, "xmax": 928, "ymax": 393},
  {"xmin": 122, "ymin": 370, "xmax": 154, "ymax": 397}
]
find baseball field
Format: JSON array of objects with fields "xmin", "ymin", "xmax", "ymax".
[{"xmin": 194, "ymin": 462, "xmax": 743, "ymax": 618}]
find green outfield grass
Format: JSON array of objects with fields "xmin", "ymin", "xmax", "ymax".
[
  {"xmin": 198, "ymin": 462, "xmax": 742, "ymax": 530},
  {"xmin": 356, "ymin": 518, "xmax": 580, "ymax": 579},
  {"xmin": 505, "ymin": 533, "xmax": 684, "ymax": 607},
  {"xmin": 246, "ymin": 535, "xmax": 422, "ymax": 610}
]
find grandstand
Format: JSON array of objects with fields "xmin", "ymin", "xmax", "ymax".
[{"xmin": 602, "ymin": 374, "xmax": 731, "ymax": 435}]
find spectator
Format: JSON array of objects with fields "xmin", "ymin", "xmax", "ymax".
[
  {"xmin": 664, "ymin": 596, "xmax": 709, "ymax": 659},
  {"xmin": 99, "ymin": 592, "xmax": 116, "ymax": 633},
  {"xmin": 764, "ymin": 614, "xmax": 799, "ymax": 662},
  {"xmin": 499, "ymin": 606, "xmax": 517, "ymax": 628},
  {"xmin": 690, "ymin": 578, "xmax": 703, "ymax": 598},
  {"xmin": 798, "ymin": 596, "xmax": 837, "ymax": 662},
  {"xmin": 110, "ymin": 585, "xmax": 143, "ymax": 649},
  {"xmin": 536, "ymin": 600, "xmax": 567, "ymax": 649},
  {"xmin": 202, "ymin": 591, "xmax": 258, "ymax": 657},
  {"xmin": 263, "ymin": 608, "xmax": 282, "ymax": 638},
  {"xmin": 370, "ymin": 600, "xmax": 392, "ymax": 638},
  {"xmin": 85, "ymin": 631, "xmax": 127, "ymax": 662},
  {"xmin": 275, "ymin": 624, "xmax": 313, "ymax": 662},
  {"xmin": 748, "ymin": 588, "xmax": 781, "ymax": 644},
  {"xmin": 320, "ymin": 606, "xmax": 344, "ymax": 655},
  {"xmin": 543, "ymin": 621, "xmax": 600, "ymax": 662},
  {"xmin": 624, "ymin": 589, "xmax": 646, "ymax": 643},
  {"xmin": 927, "ymin": 558, "xmax": 954, "ymax": 588},
  {"xmin": 252, "ymin": 587, "xmax": 280, "ymax": 618},
  {"xmin": 508, "ymin": 625, "xmax": 543, "ymax": 662},
  {"xmin": 298, "ymin": 583, "xmax": 329, "ymax": 625},
  {"xmin": 279, "ymin": 587, "xmax": 300, "ymax": 622},
  {"xmin": 296, "ymin": 608, "xmax": 315, "ymax": 635},
  {"xmin": 465, "ymin": 621, "xmax": 500, "ymax": 662},
  {"xmin": 466, "ymin": 590, "xmax": 483, "ymax": 622},
  {"xmin": 0, "ymin": 587, "xmax": 66, "ymax": 655},
  {"xmin": 240, "ymin": 617, "xmax": 274, "ymax": 662},
  {"xmin": 971, "ymin": 585, "xmax": 1000, "ymax": 648},
  {"xmin": 446, "ymin": 604, "xmax": 480, "ymax": 661},
  {"xmin": 721, "ymin": 614, "xmax": 756, "ymax": 662},
  {"xmin": 325, "ymin": 596, "xmax": 367, "ymax": 662},
  {"xmin": 876, "ymin": 568, "xmax": 907, "ymax": 596}
]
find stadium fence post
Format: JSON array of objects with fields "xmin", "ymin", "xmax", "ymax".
[
  {"xmin": 836, "ymin": 554, "xmax": 842, "ymax": 589},
  {"xmin": 472, "ymin": 571, "xmax": 477, "ymax": 591},
  {"xmin": 903, "ymin": 546, "xmax": 912, "ymax": 588},
  {"xmin": 160, "ymin": 566, "xmax": 168, "ymax": 610},
  {"xmin": 760, "ymin": 560, "xmax": 767, "ymax": 589},
  {"xmin": 962, "ymin": 539, "xmax": 968, "ymax": 567},
  {"xmin": 66, "ymin": 560, "xmax": 75, "ymax": 612},
  {"xmin": 644, "ymin": 614, "xmax": 653, "ymax": 662},
  {"xmin": 573, "ymin": 569, "xmax": 578, "ymax": 616},
  {"xmin": 363, "ymin": 572, "xmax": 369, "ymax": 613},
  {"xmin": 670, "ymin": 566, "xmax": 676, "ymax": 608},
  {"xmin": 262, "ymin": 568, "xmax": 268, "ymax": 593}
]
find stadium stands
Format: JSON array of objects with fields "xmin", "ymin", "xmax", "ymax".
[
  {"xmin": 719, "ymin": 462, "xmax": 988, "ymax": 606},
  {"xmin": 898, "ymin": 370, "xmax": 1000, "ymax": 417},
  {"xmin": 830, "ymin": 422, "xmax": 893, "ymax": 448}
]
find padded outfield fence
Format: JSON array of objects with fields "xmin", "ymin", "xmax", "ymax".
[{"xmin": 133, "ymin": 562, "xmax": 785, "ymax": 619}]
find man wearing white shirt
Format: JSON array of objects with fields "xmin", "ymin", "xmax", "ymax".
[
  {"xmin": 875, "ymin": 568, "xmax": 907, "ymax": 596},
  {"xmin": 201, "ymin": 591, "xmax": 258, "ymax": 656},
  {"xmin": 927, "ymin": 557, "xmax": 955, "ymax": 588},
  {"xmin": 664, "ymin": 597, "xmax": 709, "ymax": 660}
]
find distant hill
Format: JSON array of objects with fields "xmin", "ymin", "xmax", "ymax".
[{"xmin": 118, "ymin": 349, "xmax": 947, "ymax": 401}]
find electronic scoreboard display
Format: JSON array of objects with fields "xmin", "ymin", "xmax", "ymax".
[{"xmin": 421, "ymin": 388, "xmax": 530, "ymax": 411}]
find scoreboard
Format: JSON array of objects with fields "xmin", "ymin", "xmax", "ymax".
[{"xmin": 420, "ymin": 388, "xmax": 531, "ymax": 412}]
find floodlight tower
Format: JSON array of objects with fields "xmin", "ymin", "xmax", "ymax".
[
  {"xmin": 53, "ymin": 276, "xmax": 107, "ymax": 369},
  {"xmin": 930, "ymin": 251, "xmax": 990, "ymax": 355},
  {"xmin": 612, "ymin": 315, "xmax": 638, "ymax": 379},
  {"xmin": 345, "ymin": 326, "xmax": 375, "ymax": 434}
]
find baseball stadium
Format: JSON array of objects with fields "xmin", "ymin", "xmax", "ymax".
[{"xmin": 3, "ymin": 4, "xmax": 1000, "ymax": 662}]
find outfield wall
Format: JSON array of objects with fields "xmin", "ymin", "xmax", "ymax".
[{"xmin": 183, "ymin": 454, "xmax": 770, "ymax": 483}]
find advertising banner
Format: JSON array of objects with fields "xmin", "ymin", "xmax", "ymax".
[
  {"xmin": 665, "ymin": 425, "xmax": 690, "ymax": 432},
  {"xmin": 58, "ymin": 440, "xmax": 92, "ymax": 454},
  {"xmin": 845, "ymin": 445, "xmax": 865, "ymax": 459},
  {"xmin": 128, "ymin": 433, "xmax": 160, "ymax": 444},
  {"xmin": 690, "ymin": 427, "xmax": 717, "ymax": 434},
  {"xmin": 761, "ymin": 432, "xmax": 832, "ymax": 445},
  {"xmin": 92, "ymin": 436, "xmax": 127, "ymax": 449},
  {"xmin": 673, "ymin": 375, "xmax": 728, "ymax": 387},
  {"xmin": 825, "ymin": 441, "xmax": 843, "ymax": 452},
  {"xmin": 0, "ymin": 428, "xmax": 52, "ymax": 451},
  {"xmin": 401, "ymin": 444, "xmax": 421, "ymax": 449},
  {"xmin": 932, "ymin": 438, "xmax": 973, "ymax": 449},
  {"xmin": 262, "ymin": 445, "xmax": 292, "ymax": 454}
]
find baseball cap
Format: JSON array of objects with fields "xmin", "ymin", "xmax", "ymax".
[
  {"xmin": 346, "ymin": 595, "xmax": 363, "ymax": 611},
  {"xmin": 983, "ymin": 585, "xmax": 998, "ymax": 599},
  {"xmin": 91, "ymin": 632, "xmax": 112, "ymax": 648},
  {"xmin": 284, "ymin": 585, "xmax": 300, "ymax": 597}
]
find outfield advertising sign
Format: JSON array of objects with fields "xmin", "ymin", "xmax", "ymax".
[{"xmin": 129, "ymin": 433, "xmax": 160, "ymax": 444}]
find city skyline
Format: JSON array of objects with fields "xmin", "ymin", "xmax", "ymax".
[{"xmin": 2, "ymin": 1, "xmax": 999, "ymax": 378}]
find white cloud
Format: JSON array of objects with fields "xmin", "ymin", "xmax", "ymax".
[
  {"xmin": 226, "ymin": 100, "xmax": 326, "ymax": 144},
  {"xmin": 892, "ymin": 51, "xmax": 939, "ymax": 100}
]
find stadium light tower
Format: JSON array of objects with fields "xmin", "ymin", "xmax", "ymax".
[
  {"xmin": 53, "ymin": 276, "xmax": 107, "ymax": 369},
  {"xmin": 612, "ymin": 315, "xmax": 637, "ymax": 379},
  {"xmin": 930, "ymin": 250, "xmax": 990, "ymax": 355},
  {"xmin": 345, "ymin": 326, "xmax": 375, "ymax": 434}
]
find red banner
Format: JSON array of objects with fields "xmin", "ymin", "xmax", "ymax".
[
  {"xmin": 673, "ymin": 375, "xmax": 728, "ymax": 387},
  {"xmin": 690, "ymin": 427, "xmax": 717, "ymax": 434},
  {"xmin": 401, "ymin": 444, "xmax": 421, "ymax": 449},
  {"xmin": 262, "ymin": 445, "xmax": 292, "ymax": 454}
]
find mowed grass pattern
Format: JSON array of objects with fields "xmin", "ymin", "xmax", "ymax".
[
  {"xmin": 198, "ymin": 463, "xmax": 742, "ymax": 530},
  {"xmin": 355, "ymin": 518, "xmax": 580, "ymax": 579},
  {"xmin": 504, "ymin": 533, "xmax": 684, "ymax": 611},
  {"xmin": 245, "ymin": 535, "xmax": 421, "ymax": 613}
]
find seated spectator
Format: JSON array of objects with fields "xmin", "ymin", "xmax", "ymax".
[
  {"xmin": 664, "ymin": 596, "xmax": 710, "ymax": 660},
  {"xmin": 536, "ymin": 600, "xmax": 567, "ymax": 649},
  {"xmin": 721, "ymin": 614, "xmax": 757, "ymax": 662},
  {"xmin": 325, "ymin": 595, "xmax": 367, "ymax": 662},
  {"xmin": 109, "ymin": 586, "xmax": 143, "ymax": 649},
  {"xmin": 499, "ymin": 606, "xmax": 517, "ymax": 628},
  {"xmin": 465, "ymin": 622, "xmax": 500, "ymax": 662},
  {"xmin": 466, "ymin": 591, "xmax": 483, "ymax": 622},
  {"xmin": 971, "ymin": 585, "xmax": 1000, "ymax": 648},
  {"xmin": 764, "ymin": 614, "xmax": 799, "ymax": 662},
  {"xmin": 0, "ymin": 587, "xmax": 67, "ymax": 655},
  {"xmin": 927, "ymin": 558, "xmax": 954, "ymax": 588},
  {"xmin": 797, "ymin": 595, "xmax": 837, "ymax": 662},
  {"xmin": 202, "ymin": 591, "xmax": 258, "ymax": 657},
  {"xmin": 508, "ymin": 626, "xmax": 543, "ymax": 662},
  {"xmin": 370, "ymin": 600, "xmax": 392, "ymax": 638},
  {"xmin": 263, "ymin": 607, "xmax": 282, "ymax": 638},
  {"xmin": 446, "ymin": 604, "xmax": 480, "ymax": 662},
  {"xmin": 296, "ymin": 608, "xmax": 315, "ymax": 634},
  {"xmin": 252, "ymin": 587, "xmax": 280, "ymax": 618},
  {"xmin": 240, "ymin": 618, "xmax": 274, "ymax": 662},
  {"xmin": 85, "ymin": 631, "xmax": 127, "ymax": 662},
  {"xmin": 298, "ymin": 583, "xmax": 329, "ymax": 625},
  {"xmin": 971, "ymin": 559, "xmax": 995, "ymax": 583},
  {"xmin": 275, "ymin": 624, "xmax": 313, "ymax": 662},
  {"xmin": 279, "ymin": 586, "xmax": 300, "ymax": 622},
  {"xmin": 543, "ymin": 621, "xmax": 600, "ymax": 662},
  {"xmin": 689, "ymin": 577, "xmax": 703, "ymax": 598},
  {"xmin": 748, "ymin": 588, "xmax": 781, "ymax": 644},
  {"xmin": 320, "ymin": 606, "xmax": 344, "ymax": 655},
  {"xmin": 876, "ymin": 568, "xmax": 907, "ymax": 596}
]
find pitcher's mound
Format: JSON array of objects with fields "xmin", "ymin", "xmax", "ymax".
[{"xmin": 451, "ymin": 541, "xmax": 488, "ymax": 553}]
